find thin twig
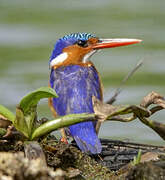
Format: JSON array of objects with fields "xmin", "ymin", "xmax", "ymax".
[
  {"xmin": 107, "ymin": 58, "xmax": 144, "ymax": 104},
  {"xmin": 110, "ymin": 115, "xmax": 136, "ymax": 122},
  {"xmin": 150, "ymin": 106, "xmax": 164, "ymax": 115}
]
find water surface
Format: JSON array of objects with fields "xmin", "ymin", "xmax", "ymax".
[{"xmin": 0, "ymin": 0, "xmax": 165, "ymax": 145}]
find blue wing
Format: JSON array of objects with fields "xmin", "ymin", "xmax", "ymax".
[{"xmin": 50, "ymin": 65, "xmax": 102, "ymax": 154}]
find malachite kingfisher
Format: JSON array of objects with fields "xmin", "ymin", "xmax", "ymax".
[{"xmin": 48, "ymin": 33, "xmax": 141, "ymax": 154}]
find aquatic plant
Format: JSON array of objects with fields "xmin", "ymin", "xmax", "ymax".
[{"xmin": 0, "ymin": 87, "xmax": 165, "ymax": 143}]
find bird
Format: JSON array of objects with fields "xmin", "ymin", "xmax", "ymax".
[{"xmin": 48, "ymin": 32, "xmax": 141, "ymax": 154}]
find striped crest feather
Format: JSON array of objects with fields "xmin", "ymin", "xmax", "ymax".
[{"xmin": 61, "ymin": 32, "xmax": 96, "ymax": 41}]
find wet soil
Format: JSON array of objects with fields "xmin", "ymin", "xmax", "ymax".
[{"xmin": 0, "ymin": 137, "xmax": 165, "ymax": 179}]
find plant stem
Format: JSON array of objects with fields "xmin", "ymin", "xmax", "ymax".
[{"xmin": 31, "ymin": 113, "xmax": 95, "ymax": 140}]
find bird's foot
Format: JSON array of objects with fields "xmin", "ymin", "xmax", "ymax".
[{"xmin": 60, "ymin": 137, "xmax": 68, "ymax": 144}]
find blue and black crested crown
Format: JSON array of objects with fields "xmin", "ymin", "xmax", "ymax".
[
  {"xmin": 50, "ymin": 32, "xmax": 96, "ymax": 62},
  {"xmin": 61, "ymin": 32, "xmax": 96, "ymax": 41}
]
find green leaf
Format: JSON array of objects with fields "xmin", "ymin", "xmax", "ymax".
[
  {"xmin": 0, "ymin": 128, "xmax": 7, "ymax": 137},
  {"xmin": 132, "ymin": 149, "xmax": 142, "ymax": 166},
  {"xmin": 14, "ymin": 107, "xmax": 29, "ymax": 138},
  {"xmin": 19, "ymin": 87, "xmax": 58, "ymax": 114},
  {"xmin": 14, "ymin": 87, "xmax": 58, "ymax": 138},
  {"xmin": 0, "ymin": 104, "xmax": 15, "ymax": 123},
  {"xmin": 31, "ymin": 113, "xmax": 95, "ymax": 140}
]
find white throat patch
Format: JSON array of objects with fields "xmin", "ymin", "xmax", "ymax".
[
  {"xmin": 50, "ymin": 52, "xmax": 68, "ymax": 68},
  {"xmin": 82, "ymin": 50, "xmax": 97, "ymax": 63}
]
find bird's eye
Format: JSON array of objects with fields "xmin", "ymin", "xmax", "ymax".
[{"xmin": 77, "ymin": 40, "xmax": 88, "ymax": 47}]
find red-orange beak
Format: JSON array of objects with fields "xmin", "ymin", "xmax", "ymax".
[{"xmin": 91, "ymin": 38, "xmax": 142, "ymax": 49}]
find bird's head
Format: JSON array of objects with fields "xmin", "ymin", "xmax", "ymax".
[{"xmin": 49, "ymin": 33, "xmax": 142, "ymax": 68}]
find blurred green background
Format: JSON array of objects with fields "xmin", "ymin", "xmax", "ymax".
[{"xmin": 0, "ymin": 0, "xmax": 165, "ymax": 144}]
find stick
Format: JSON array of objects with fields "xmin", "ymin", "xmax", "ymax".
[{"xmin": 107, "ymin": 58, "xmax": 144, "ymax": 104}]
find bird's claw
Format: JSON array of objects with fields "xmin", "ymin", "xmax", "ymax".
[{"xmin": 60, "ymin": 137, "xmax": 68, "ymax": 144}]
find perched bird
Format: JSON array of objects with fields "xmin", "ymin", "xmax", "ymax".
[{"xmin": 49, "ymin": 33, "xmax": 141, "ymax": 154}]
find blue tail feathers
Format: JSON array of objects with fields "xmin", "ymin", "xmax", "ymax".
[{"xmin": 69, "ymin": 121, "xmax": 102, "ymax": 154}]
